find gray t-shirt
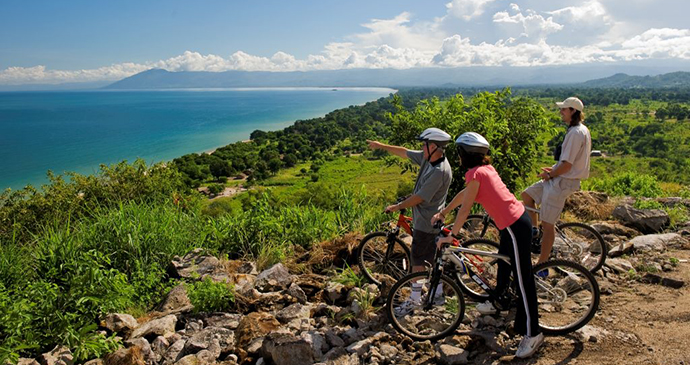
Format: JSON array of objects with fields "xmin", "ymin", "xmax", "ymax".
[
  {"xmin": 556, "ymin": 123, "xmax": 591, "ymax": 180},
  {"xmin": 407, "ymin": 150, "xmax": 453, "ymax": 233}
]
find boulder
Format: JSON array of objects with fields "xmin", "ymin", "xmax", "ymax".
[
  {"xmin": 157, "ymin": 284, "xmax": 193, "ymax": 314},
  {"xmin": 162, "ymin": 339, "xmax": 186, "ymax": 364},
  {"xmin": 324, "ymin": 282, "xmax": 347, "ymax": 304},
  {"xmin": 201, "ymin": 313, "xmax": 243, "ymax": 330},
  {"xmin": 641, "ymin": 273, "xmax": 685, "ymax": 289},
  {"xmin": 235, "ymin": 312, "xmax": 281, "ymax": 350},
  {"xmin": 254, "ymin": 263, "xmax": 294, "ymax": 292},
  {"xmin": 287, "ymin": 282, "xmax": 308, "ymax": 304},
  {"xmin": 276, "ymin": 303, "xmax": 312, "ymax": 323},
  {"xmin": 37, "ymin": 346, "xmax": 74, "ymax": 365},
  {"xmin": 123, "ymin": 338, "xmax": 155, "ymax": 364},
  {"xmin": 301, "ymin": 331, "xmax": 329, "ymax": 360},
  {"xmin": 656, "ymin": 197, "xmax": 690, "ymax": 208},
  {"xmin": 574, "ymin": 325, "xmax": 609, "ymax": 343},
  {"xmin": 605, "ymin": 258, "xmax": 635, "ymax": 274},
  {"xmin": 104, "ymin": 347, "xmax": 145, "ymax": 365},
  {"xmin": 631, "ymin": 233, "xmax": 684, "ymax": 253},
  {"xmin": 436, "ymin": 344, "xmax": 468, "ymax": 365},
  {"xmin": 102, "ymin": 313, "xmax": 138, "ymax": 335},
  {"xmin": 183, "ymin": 326, "xmax": 234, "ymax": 355},
  {"xmin": 590, "ymin": 222, "xmax": 640, "ymax": 238},
  {"xmin": 169, "ymin": 248, "xmax": 222, "ymax": 279},
  {"xmin": 150, "ymin": 336, "xmax": 170, "ymax": 360},
  {"xmin": 130, "ymin": 315, "xmax": 177, "ymax": 340},
  {"xmin": 613, "ymin": 204, "xmax": 669, "ymax": 234},
  {"xmin": 261, "ymin": 332, "xmax": 315, "ymax": 365}
]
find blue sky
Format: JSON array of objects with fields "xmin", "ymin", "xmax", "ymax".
[{"xmin": 1, "ymin": 0, "xmax": 689, "ymax": 84}]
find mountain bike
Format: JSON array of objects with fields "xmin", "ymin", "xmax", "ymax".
[
  {"xmin": 358, "ymin": 199, "xmax": 413, "ymax": 285},
  {"xmin": 461, "ymin": 206, "xmax": 607, "ymax": 273},
  {"xmin": 386, "ymin": 223, "xmax": 600, "ymax": 341}
]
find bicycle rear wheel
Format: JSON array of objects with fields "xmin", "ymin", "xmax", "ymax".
[
  {"xmin": 454, "ymin": 239, "xmax": 501, "ymax": 301},
  {"xmin": 386, "ymin": 271, "xmax": 465, "ymax": 341},
  {"xmin": 534, "ymin": 259, "xmax": 600, "ymax": 335},
  {"xmin": 358, "ymin": 232, "xmax": 411, "ymax": 285},
  {"xmin": 554, "ymin": 222, "xmax": 607, "ymax": 273}
]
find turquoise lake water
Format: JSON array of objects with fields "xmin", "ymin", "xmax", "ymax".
[{"xmin": 0, "ymin": 88, "xmax": 394, "ymax": 190}]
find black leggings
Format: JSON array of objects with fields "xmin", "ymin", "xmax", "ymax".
[{"xmin": 497, "ymin": 210, "xmax": 540, "ymax": 336}]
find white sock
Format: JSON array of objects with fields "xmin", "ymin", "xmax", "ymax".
[{"xmin": 411, "ymin": 282, "xmax": 423, "ymax": 302}]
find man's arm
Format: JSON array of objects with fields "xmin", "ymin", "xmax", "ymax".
[
  {"xmin": 385, "ymin": 194, "xmax": 424, "ymax": 213},
  {"xmin": 538, "ymin": 161, "xmax": 572, "ymax": 180},
  {"xmin": 367, "ymin": 140, "xmax": 409, "ymax": 159}
]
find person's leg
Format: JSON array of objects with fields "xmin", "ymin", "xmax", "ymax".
[
  {"xmin": 410, "ymin": 230, "xmax": 442, "ymax": 302},
  {"xmin": 521, "ymin": 191, "xmax": 539, "ymax": 229},
  {"xmin": 506, "ymin": 214, "xmax": 540, "ymax": 338}
]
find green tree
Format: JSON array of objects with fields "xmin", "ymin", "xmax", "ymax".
[
  {"xmin": 387, "ymin": 89, "xmax": 552, "ymax": 195},
  {"xmin": 209, "ymin": 159, "xmax": 232, "ymax": 181}
]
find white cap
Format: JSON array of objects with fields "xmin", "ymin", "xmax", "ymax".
[{"xmin": 556, "ymin": 97, "xmax": 584, "ymax": 112}]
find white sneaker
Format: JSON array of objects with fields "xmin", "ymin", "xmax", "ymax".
[
  {"xmin": 476, "ymin": 300, "xmax": 498, "ymax": 315},
  {"xmin": 394, "ymin": 300, "xmax": 420, "ymax": 316},
  {"xmin": 515, "ymin": 333, "xmax": 544, "ymax": 358}
]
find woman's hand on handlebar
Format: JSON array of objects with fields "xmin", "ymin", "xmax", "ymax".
[{"xmin": 436, "ymin": 235, "xmax": 455, "ymax": 250}]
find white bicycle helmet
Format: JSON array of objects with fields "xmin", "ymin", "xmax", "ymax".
[
  {"xmin": 417, "ymin": 127, "xmax": 452, "ymax": 147},
  {"xmin": 455, "ymin": 132, "xmax": 490, "ymax": 155}
]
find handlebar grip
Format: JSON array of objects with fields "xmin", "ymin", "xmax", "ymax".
[{"xmin": 433, "ymin": 220, "xmax": 445, "ymax": 230}]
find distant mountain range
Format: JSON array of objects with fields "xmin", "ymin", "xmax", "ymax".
[
  {"xmin": 104, "ymin": 62, "xmax": 690, "ymax": 90},
  {"xmin": 580, "ymin": 71, "xmax": 690, "ymax": 88}
]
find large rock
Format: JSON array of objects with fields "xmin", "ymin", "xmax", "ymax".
[
  {"xmin": 157, "ymin": 284, "xmax": 193, "ymax": 313},
  {"xmin": 102, "ymin": 313, "xmax": 138, "ymax": 335},
  {"xmin": 184, "ymin": 326, "xmax": 235, "ymax": 355},
  {"xmin": 254, "ymin": 263, "xmax": 294, "ymax": 292},
  {"xmin": 436, "ymin": 344, "xmax": 468, "ymax": 365},
  {"xmin": 276, "ymin": 303, "xmax": 312, "ymax": 323},
  {"xmin": 287, "ymin": 282, "xmax": 308, "ymax": 304},
  {"xmin": 124, "ymin": 338, "xmax": 156, "ymax": 365},
  {"xmin": 605, "ymin": 258, "xmax": 635, "ymax": 274},
  {"xmin": 169, "ymin": 248, "xmax": 223, "ymax": 279},
  {"xmin": 17, "ymin": 359, "xmax": 40, "ymax": 365},
  {"xmin": 613, "ymin": 204, "xmax": 669, "ymax": 234},
  {"xmin": 104, "ymin": 347, "xmax": 145, "ymax": 365},
  {"xmin": 201, "ymin": 313, "xmax": 243, "ymax": 330},
  {"xmin": 261, "ymin": 332, "xmax": 315, "ymax": 365},
  {"xmin": 162, "ymin": 339, "xmax": 186, "ymax": 364},
  {"xmin": 130, "ymin": 315, "xmax": 177, "ymax": 340},
  {"xmin": 37, "ymin": 346, "xmax": 74, "ymax": 365},
  {"xmin": 235, "ymin": 312, "xmax": 281, "ymax": 350},
  {"xmin": 590, "ymin": 222, "xmax": 640, "ymax": 238},
  {"xmin": 631, "ymin": 233, "xmax": 678, "ymax": 252}
]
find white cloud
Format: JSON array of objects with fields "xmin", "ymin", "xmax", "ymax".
[
  {"xmin": 446, "ymin": 0, "xmax": 500, "ymax": 21},
  {"xmin": 2, "ymin": 2, "xmax": 690, "ymax": 85},
  {"xmin": 493, "ymin": 3, "xmax": 563, "ymax": 40}
]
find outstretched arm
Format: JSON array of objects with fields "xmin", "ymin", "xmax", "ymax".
[{"xmin": 367, "ymin": 140, "xmax": 409, "ymax": 159}]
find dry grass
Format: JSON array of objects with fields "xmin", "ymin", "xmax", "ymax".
[{"xmin": 564, "ymin": 191, "xmax": 616, "ymax": 221}]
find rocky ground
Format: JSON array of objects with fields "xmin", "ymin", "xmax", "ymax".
[{"xmin": 16, "ymin": 192, "xmax": 690, "ymax": 365}]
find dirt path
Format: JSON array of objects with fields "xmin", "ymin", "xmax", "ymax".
[{"xmin": 526, "ymin": 249, "xmax": 690, "ymax": 365}]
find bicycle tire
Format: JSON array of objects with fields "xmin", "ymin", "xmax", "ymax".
[
  {"xmin": 454, "ymin": 239, "xmax": 501, "ymax": 301},
  {"xmin": 386, "ymin": 271, "xmax": 466, "ymax": 341},
  {"xmin": 463, "ymin": 215, "xmax": 501, "ymax": 241},
  {"xmin": 358, "ymin": 232, "xmax": 412, "ymax": 285},
  {"xmin": 533, "ymin": 259, "xmax": 600, "ymax": 335},
  {"xmin": 554, "ymin": 222, "xmax": 607, "ymax": 273}
]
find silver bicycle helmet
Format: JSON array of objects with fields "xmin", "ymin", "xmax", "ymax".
[
  {"xmin": 417, "ymin": 128, "xmax": 452, "ymax": 147},
  {"xmin": 455, "ymin": 132, "xmax": 490, "ymax": 155}
]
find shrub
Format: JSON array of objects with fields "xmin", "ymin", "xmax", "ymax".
[
  {"xmin": 583, "ymin": 172, "xmax": 663, "ymax": 198},
  {"xmin": 186, "ymin": 277, "xmax": 235, "ymax": 313},
  {"xmin": 208, "ymin": 183, "xmax": 225, "ymax": 195}
]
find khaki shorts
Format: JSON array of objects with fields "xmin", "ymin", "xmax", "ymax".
[{"xmin": 523, "ymin": 177, "xmax": 580, "ymax": 224}]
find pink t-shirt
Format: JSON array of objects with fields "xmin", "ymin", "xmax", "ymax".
[{"xmin": 465, "ymin": 165, "xmax": 525, "ymax": 230}]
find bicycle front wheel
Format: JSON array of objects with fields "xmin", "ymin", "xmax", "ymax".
[
  {"xmin": 463, "ymin": 215, "xmax": 501, "ymax": 241},
  {"xmin": 554, "ymin": 222, "xmax": 607, "ymax": 273},
  {"xmin": 455, "ymin": 239, "xmax": 501, "ymax": 301},
  {"xmin": 386, "ymin": 272, "xmax": 466, "ymax": 341},
  {"xmin": 534, "ymin": 259, "xmax": 600, "ymax": 335},
  {"xmin": 358, "ymin": 232, "xmax": 411, "ymax": 285}
]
